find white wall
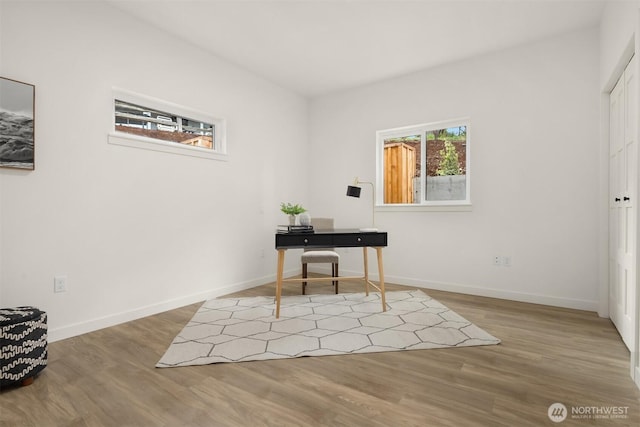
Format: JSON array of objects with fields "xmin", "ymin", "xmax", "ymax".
[
  {"xmin": 600, "ymin": 0, "xmax": 639, "ymax": 90},
  {"xmin": 0, "ymin": 1, "xmax": 609, "ymax": 341},
  {"xmin": 0, "ymin": 1, "xmax": 308, "ymax": 340},
  {"xmin": 308, "ymin": 28, "xmax": 600, "ymax": 310}
]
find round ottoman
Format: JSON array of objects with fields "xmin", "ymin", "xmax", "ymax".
[{"xmin": 0, "ymin": 306, "xmax": 48, "ymax": 388}]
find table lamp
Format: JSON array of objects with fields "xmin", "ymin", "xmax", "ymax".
[{"xmin": 346, "ymin": 177, "xmax": 378, "ymax": 232}]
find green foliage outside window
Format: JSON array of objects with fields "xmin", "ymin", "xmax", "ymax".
[{"xmin": 436, "ymin": 141, "xmax": 462, "ymax": 176}]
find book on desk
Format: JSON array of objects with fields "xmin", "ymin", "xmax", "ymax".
[{"xmin": 276, "ymin": 225, "xmax": 314, "ymax": 233}]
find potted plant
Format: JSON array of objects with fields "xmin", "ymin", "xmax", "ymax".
[{"xmin": 280, "ymin": 202, "xmax": 306, "ymax": 225}]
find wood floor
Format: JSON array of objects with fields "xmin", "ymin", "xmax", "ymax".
[{"xmin": 1, "ymin": 280, "xmax": 639, "ymax": 426}]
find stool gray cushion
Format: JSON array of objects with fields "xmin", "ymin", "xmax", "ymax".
[{"xmin": 301, "ymin": 250, "xmax": 339, "ymax": 264}]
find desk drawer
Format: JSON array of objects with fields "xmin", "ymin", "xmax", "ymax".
[
  {"xmin": 332, "ymin": 233, "xmax": 387, "ymax": 247},
  {"xmin": 276, "ymin": 233, "xmax": 334, "ymax": 248}
]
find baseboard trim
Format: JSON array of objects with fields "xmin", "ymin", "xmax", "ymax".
[
  {"xmin": 48, "ymin": 267, "xmax": 599, "ymax": 342},
  {"xmin": 47, "ymin": 269, "xmax": 297, "ymax": 343},
  {"xmin": 312, "ymin": 266, "xmax": 599, "ymax": 312},
  {"xmin": 398, "ymin": 276, "xmax": 598, "ymax": 312}
]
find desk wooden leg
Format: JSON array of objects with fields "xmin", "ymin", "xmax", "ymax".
[
  {"xmin": 376, "ymin": 247, "xmax": 386, "ymax": 312},
  {"xmin": 276, "ymin": 249, "xmax": 285, "ymax": 319},
  {"xmin": 363, "ymin": 247, "xmax": 370, "ymax": 296}
]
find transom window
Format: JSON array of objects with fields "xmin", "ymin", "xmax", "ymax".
[
  {"xmin": 115, "ymin": 100, "xmax": 215, "ymax": 150},
  {"xmin": 376, "ymin": 119, "xmax": 470, "ymax": 207},
  {"xmin": 108, "ymin": 88, "xmax": 227, "ymax": 161}
]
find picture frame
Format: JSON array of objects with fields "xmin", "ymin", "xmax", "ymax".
[{"xmin": 0, "ymin": 77, "xmax": 35, "ymax": 170}]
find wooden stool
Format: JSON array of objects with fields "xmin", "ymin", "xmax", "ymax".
[
  {"xmin": 302, "ymin": 250, "xmax": 340, "ymax": 295},
  {"xmin": 301, "ymin": 218, "xmax": 340, "ymax": 295}
]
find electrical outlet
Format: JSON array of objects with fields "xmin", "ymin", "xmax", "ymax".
[
  {"xmin": 493, "ymin": 256, "xmax": 512, "ymax": 267},
  {"xmin": 54, "ymin": 275, "xmax": 67, "ymax": 293}
]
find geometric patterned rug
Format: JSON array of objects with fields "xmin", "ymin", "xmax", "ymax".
[{"xmin": 156, "ymin": 290, "xmax": 500, "ymax": 367}]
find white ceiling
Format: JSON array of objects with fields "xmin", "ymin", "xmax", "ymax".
[{"xmin": 110, "ymin": 0, "xmax": 606, "ymax": 97}]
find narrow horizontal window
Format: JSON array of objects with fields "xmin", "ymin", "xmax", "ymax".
[
  {"xmin": 108, "ymin": 89, "xmax": 227, "ymax": 161},
  {"xmin": 115, "ymin": 100, "xmax": 215, "ymax": 150}
]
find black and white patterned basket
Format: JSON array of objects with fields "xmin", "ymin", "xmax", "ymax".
[{"xmin": 0, "ymin": 306, "xmax": 48, "ymax": 387}]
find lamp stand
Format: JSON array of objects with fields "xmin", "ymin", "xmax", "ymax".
[{"xmin": 354, "ymin": 178, "xmax": 377, "ymax": 232}]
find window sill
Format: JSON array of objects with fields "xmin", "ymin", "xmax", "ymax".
[
  {"xmin": 375, "ymin": 203, "xmax": 472, "ymax": 212},
  {"xmin": 108, "ymin": 132, "xmax": 228, "ymax": 161}
]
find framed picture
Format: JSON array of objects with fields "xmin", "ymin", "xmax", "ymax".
[{"xmin": 0, "ymin": 77, "xmax": 35, "ymax": 170}]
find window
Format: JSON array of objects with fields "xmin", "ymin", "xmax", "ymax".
[
  {"xmin": 108, "ymin": 88, "xmax": 227, "ymax": 161},
  {"xmin": 376, "ymin": 119, "xmax": 470, "ymax": 208}
]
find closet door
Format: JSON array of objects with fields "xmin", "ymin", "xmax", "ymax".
[{"xmin": 610, "ymin": 56, "xmax": 637, "ymax": 350}]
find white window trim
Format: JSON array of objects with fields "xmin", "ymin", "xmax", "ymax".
[
  {"xmin": 376, "ymin": 204, "xmax": 472, "ymax": 212},
  {"xmin": 108, "ymin": 88, "xmax": 228, "ymax": 161},
  {"xmin": 375, "ymin": 117, "xmax": 471, "ymax": 209}
]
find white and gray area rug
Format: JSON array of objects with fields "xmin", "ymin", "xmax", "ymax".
[{"xmin": 157, "ymin": 290, "xmax": 500, "ymax": 367}]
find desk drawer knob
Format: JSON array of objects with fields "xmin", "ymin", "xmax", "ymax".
[
  {"xmin": 357, "ymin": 237, "xmax": 362, "ymax": 242},
  {"xmin": 304, "ymin": 238, "xmax": 308, "ymax": 244}
]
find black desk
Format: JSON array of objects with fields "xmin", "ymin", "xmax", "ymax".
[{"xmin": 274, "ymin": 229, "xmax": 388, "ymax": 318}]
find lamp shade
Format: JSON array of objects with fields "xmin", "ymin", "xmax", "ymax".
[{"xmin": 346, "ymin": 185, "xmax": 362, "ymax": 198}]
